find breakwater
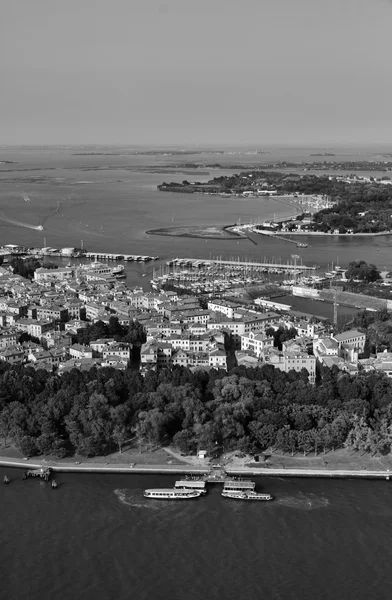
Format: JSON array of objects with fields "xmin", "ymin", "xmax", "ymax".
[{"xmin": 255, "ymin": 229, "xmax": 307, "ymax": 247}]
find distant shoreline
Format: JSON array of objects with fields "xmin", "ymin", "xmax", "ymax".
[{"xmin": 276, "ymin": 230, "xmax": 392, "ymax": 237}]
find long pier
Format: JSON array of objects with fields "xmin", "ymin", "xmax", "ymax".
[
  {"xmin": 255, "ymin": 229, "xmax": 305, "ymax": 247},
  {"xmin": 167, "ymin": 258, "xmax": 317, "ymax": 271}
]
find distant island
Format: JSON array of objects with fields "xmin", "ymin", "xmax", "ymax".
[
  {"xmin": 309, "ymin": 153, "xmax": 336, "ymax": 157},
  {"xmin": 155, "ymin": 160, "xmax": 392, "ymax": 173},
  {"xmin": 158, "ymin": 165, "xmax": 392, "ymax": 235}
]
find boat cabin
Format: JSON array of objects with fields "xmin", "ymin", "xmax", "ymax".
[
  {"xmin": 223, "ymin": 480, "xmax": 255, "ymax": 492},
  {"xmin": 174, "ymin": 480, "xmax": 206, "ymax": 494}
]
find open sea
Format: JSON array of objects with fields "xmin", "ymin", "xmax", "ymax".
[
  {"xmin": 2, "ymin": 145, "xmax": 392, "ymax": 598},
  {"xmin": 2, "ymin": 467, "xmax": 392, "ymax": 600}
]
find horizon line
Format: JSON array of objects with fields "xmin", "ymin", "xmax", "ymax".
[{"xmin": 1, "ymin": 142, "xmax": 392, "ymax": 149}]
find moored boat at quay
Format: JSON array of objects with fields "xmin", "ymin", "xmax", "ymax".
[
  {"xmin": 222, "ymin": 490, "xmax": 273, "ymax": 501},
  {"xmin": 174, "ymin": 479, "xmax": 207, "ymax": 495},
  {"xmin": 144, "ymin": 488, "xmax": 203, "ymax": 499}
]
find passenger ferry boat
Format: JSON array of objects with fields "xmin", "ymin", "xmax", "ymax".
[
  {"xmin": 144, "ymin": 488, "xmax": 203, "ymax": 500},
  {"xmin": 174, "ymin": 480, "xmax": 207, "ymax": 495},
  {"xmin": 222, "ymin": 490, "xmax": 273, "ymax": 501}
]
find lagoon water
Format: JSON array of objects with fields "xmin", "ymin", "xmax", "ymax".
[
  {"xmin": 1, "ymin": 145, "xmax": 392, "ymax": 276},
  {"xmin": 2, "ymin": 467, "xmax": 392, "ymax": 600}
]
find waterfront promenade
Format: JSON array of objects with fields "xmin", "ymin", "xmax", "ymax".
[{"xmin": 1, "ymin": 455, "xmax": 392, "ymax": 479}]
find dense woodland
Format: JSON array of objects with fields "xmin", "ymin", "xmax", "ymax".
[{"xmin": 2, "ymin": 360, "xmax": 392, "ymax": 459}]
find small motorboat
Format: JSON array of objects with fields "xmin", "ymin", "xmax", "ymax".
[
  {"xmin": 51, "ymin": 480, "xmax": 58, "ymax": 489},
  {"xmin": 3, "ymin": 475, "xmax": 10, "ymax": 484}
]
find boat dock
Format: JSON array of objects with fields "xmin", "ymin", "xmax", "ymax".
[
  {"xmin": 166, "ymin": 257, "xmax": 316, "ymax": 272},
  {"xmin": 25, "ymin": 467, "xmax": 52, "ymax": 481},
  {"xmin": 174, "ymin": 479, "xmax": 207, "ymax": 494}
]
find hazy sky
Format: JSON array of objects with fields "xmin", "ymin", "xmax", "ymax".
[{"xmin": 1, "ymin": 0, "xmax": 392, "ymax": 145}]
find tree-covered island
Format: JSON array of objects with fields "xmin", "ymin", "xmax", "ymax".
[{"xmin": 158, "ymin": 167, "xmax": 392, "ymax": 234}]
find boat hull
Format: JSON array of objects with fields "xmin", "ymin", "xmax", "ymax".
[
  {"xmin": 221, "ymin": 492, "xmax": 273, "ymax": 501},
  {"xmin": 144, "ymin": 489, "xmax": 202, "ymax": 500}
]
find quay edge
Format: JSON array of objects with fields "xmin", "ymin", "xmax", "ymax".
[
  {"xmin": 0, "ymin": 459, "xmax": 391, "ymax": 479},
  {"xmin": 226, "ymin": 468, "xmax": 392, "ymax": 480}
]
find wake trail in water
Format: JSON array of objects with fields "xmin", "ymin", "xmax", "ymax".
[
  {"xmin": 0, "ymin": 213, "xmax": 44, "ymax": 231},
  {"xmin": 114, "ymin": 488, "xmax": 161, "ymax": 510}
]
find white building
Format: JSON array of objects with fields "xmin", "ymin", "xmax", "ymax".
[{"xmin": 240, "ymin": 330, "xmax": 274, "ymax": 357}]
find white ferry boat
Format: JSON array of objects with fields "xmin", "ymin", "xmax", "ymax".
[
  {"xmin": 222, "ymin": 490, "xmax": 273, "ymax": 501},
  {"xmin": 112, "ymin": 264, "xmax": 125, "ymax": 275},
  {"xmin": 144, "ymin": 488, "xmax": 202, "ymax": 500}
]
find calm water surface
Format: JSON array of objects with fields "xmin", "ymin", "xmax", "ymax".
[{"xmin": 1, "ymin": 468, "xmax": 392, "ymax": 600}]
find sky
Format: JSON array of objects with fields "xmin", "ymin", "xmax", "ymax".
[{"xmin": 1, "ymin": 0, "xmax": 392, "ymax": 145}]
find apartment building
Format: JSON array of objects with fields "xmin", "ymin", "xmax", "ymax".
[
  {"xmin": 34, "ymin": 266, "xmax": 75, "ymax": 281},
  {"xmin": 240, "ymin": 330, "xmax": 274, "ymax": 357},
  {"xmin": 36, "ymin": 305, "xmax": 68, "ymax": 322},
  {"xmin": 102, "ymin": 343, "xmax": 131, "ymax": 362},
  {"xmin": 333, "ymin": 329, "xmax": 366, "ymax": 353},
  {"xmin": 70, "ymin": 344, "xmax": 94, "ymax": 359},
  {"xmin": 264, "ymin": 348, "xmax": 316, "ymax": 384},
  {"xmin": 0, "ymin": 345, "xmax": 25, "ymax": 364}
]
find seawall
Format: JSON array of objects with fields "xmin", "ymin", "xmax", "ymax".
[{"xmin": 1, "ymin": 458, "xmax": 391, "ymax": 479}]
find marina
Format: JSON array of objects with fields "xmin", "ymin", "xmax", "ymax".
[
  {"xmin": 150, "ymin": 255, "xmax": 311, "ymax": 295},
  {"xmin": 165, "ymin": 257, "xmax": 317, "ymax": 271}
]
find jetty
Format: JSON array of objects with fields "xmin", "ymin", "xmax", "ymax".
[
  {"xmin": 255, "ymin": 230, "xmax": 308, "ymax": 248},
  {"xmin": 165, "ymin": 257, "xmax": 316, "ymax": 272},
  {"xmin": 25, "ymin": 466, "xmax": 52, "ymax": 481}
]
